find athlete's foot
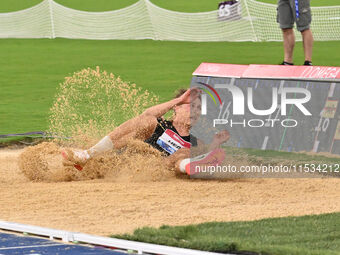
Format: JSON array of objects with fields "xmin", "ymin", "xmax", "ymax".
[
  {"xmin": 61, "ymin": 148, "xmax": 89, "ymax": 171},
  {"xmin": 185, "ymin": 148, "xmax": 226, "ymax": 176}
]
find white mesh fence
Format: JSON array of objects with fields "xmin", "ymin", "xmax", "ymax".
[
  {"xmin": 52, "ymin": 0, "xmax": 154, "ymax": 40},
  {"xmin": 0, "ymin": 0, "xmax": 339, "ymax": 41},
  {"xmin": 0, "ymin": 0, "xmax": 51, "ymax": 38}
]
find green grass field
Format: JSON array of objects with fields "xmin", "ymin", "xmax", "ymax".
[
  {"xmin": 0, "ymin": 0, "xmax": 338, "ymax": 12},
  {"xmin": 114, "ymin": 213, "xmax": 340, "ymax": 255},
  {"xmin": 1, "ymin": 39, "xmax": 340, "ymax": 135}
]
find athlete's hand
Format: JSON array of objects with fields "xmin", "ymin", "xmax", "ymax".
[
  {"xmin": 212, "ymin": 130, "xmax": 230, "ymax": 145},
  {"xmin": 208, "ymin": 130, "xmax": 230, "ymax": 151},
  {"xmin": 177, "ymin": 88, "xmax": 200, "ymax": 105}
]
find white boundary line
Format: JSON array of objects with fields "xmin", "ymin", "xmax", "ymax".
[
  {"xmin": 0, "ymin": 221, "xmax": 234, "ymax": 255},
  {"xmin": 0, "ymin": 243, "xmax": 65, "ymax": 250}
]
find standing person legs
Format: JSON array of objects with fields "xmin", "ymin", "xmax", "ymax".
[
  {"xmin": 296, "ymin": 0, "xmax": 313, "ymax": 65},
  {"xmin": 278, "ymin": 0, "xmax": 313, "ymax": 65},
  {"xmin": 277, "ymin": 0, "xmax": 295, "ymax": 65},
  {"xmin": 301, "ymin": 29, "xmax": 313, "ymax": 64},
  {"xmin": 282, "ymin": 28, "xmax": 295, "ymax": 64}
]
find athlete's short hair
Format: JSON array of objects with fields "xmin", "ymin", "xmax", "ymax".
[
  {"xmin": 174, "ymin": 88, "xmax": 188, "ymax": 99},
  {"xmin": 174, "ymin": 88, "xmax": 201, "ymax": 102}
]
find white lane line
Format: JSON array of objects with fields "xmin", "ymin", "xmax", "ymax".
[
  {"xmin": 0, "ymin": 243, "xmax": 65, "ymax": 250},
  {"xmin": 328, "ymin": 83, "xmax": 336, "ymax": 97},
  {"xmin": 261, "ymin": 136, "xmax": 269, "ymax": 150}
]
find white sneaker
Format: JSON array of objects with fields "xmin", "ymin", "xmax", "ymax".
[{"xmin": 61, "ymin": 149, "xmax": 89, "ymax": 171}]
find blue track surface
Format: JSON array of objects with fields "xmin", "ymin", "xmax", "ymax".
[{"xmin": 0, "ymin": 232, "xmax": 126, "ymax": 255}]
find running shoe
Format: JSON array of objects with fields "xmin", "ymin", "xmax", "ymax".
[
  {"xmin": 186, "ymin": 148, "xmax": 226, "ymax": 176},
  {"xmin": 61, "ymin": 148, "xmax": 89, "ymax": 171}
]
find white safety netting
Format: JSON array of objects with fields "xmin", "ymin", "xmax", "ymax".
[
  {"xmin": 0, "ymin": 0, "xmax": 52, "ymax": 38},
  {"xmin": 0, "ymin": 0, "xmax": 339, "ymax": 41}
]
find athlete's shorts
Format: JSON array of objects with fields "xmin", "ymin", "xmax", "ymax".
[{"xmin": 277, "ymin": 0, "xmax": 311, "ymax": 32}]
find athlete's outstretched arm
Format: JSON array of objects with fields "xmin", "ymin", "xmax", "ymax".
[
  {"xmin": 142, "ymin": 88, "xmax": 199, "ymax": 118},
  {"xmin": 186, "ymin": 131, "xmax": 230, "ymax": 157}
]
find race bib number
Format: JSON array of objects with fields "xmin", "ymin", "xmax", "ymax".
[{"xmin": 157, "ymin": 129, "xmax": 191, "ymax": 155}]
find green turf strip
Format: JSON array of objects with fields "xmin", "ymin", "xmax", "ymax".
[
  {"xmin": 55, "ymin": 0, "xmax": 139, "ymax": 12},
  {"xmin": 0, "ymin": 0, "xmax": 139, "ymax": 13},
  {"xmin": 0, "ymin": 0, "xmax": 41, "ymax": 12},
  {"xmin": 0, "ymin": 0, "xmax": 337, "ymax": 13},
  {"xmin": 114, "ymin": 213, "xmax": 340, "ymax": 255},
  {"xmin": 152, "ymin": 0, "xmax": 339, "ymax": 12},
  {"xmin": 239, "ymin": 147, "xmax": 340, "ymax": 165}
]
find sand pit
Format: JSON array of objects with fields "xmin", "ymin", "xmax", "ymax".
[
  {"xmin": 0, "ymin": 144, "xmax": 340, "ymax": 236},
  {"xmin": 18, "ymin": 141, "xmax": 175, "ymax": 182}
]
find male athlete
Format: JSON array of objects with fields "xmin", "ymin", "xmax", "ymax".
[{"xmin": 62, "ymin": 88, "xmax": 229, "ymax": 175}]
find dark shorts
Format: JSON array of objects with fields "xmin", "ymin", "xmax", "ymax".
[{"xmin": 277, "ymin": 0, "xmax": 311, "ymax": 32}]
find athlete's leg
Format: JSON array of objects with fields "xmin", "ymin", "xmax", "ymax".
[
  {"xmin": 165, "ymin": 147, "xmax": 226, "ymax": 176},
  {"xmin": 85, "ymin": 114, "xmax": 157, "ymax": 157},
  {"xmin": 164, "ymin": 148, "xmax": 190, "ymax": 172},
  {"xmin": 107, "ymin": 114, "xmax": 157, "ymax": 149},
  {"xmin": 62, "ymin": 114, "xmax": 157, "ymax": 169}
]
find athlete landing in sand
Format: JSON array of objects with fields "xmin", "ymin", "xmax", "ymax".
[{"xmin": 62, "ymin": 88, "xmax": 229, "ymax": 175}]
